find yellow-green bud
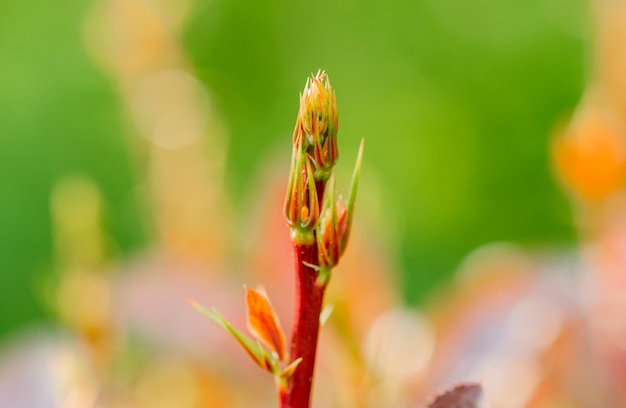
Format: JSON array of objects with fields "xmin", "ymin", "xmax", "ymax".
[
  {"xmin": 294, "ymin": 70, "xmax": 339, "ymax": 181},
  {"xmin": 284, "ymin": 141, "xmax": 319, "ymax": 243}
]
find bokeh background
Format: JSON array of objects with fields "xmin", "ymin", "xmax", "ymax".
[{"xmin": 0, "ymin": 0, "xmax": 587, "ymax": 339}]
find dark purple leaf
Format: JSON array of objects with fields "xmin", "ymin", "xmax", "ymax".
[{"xmin": 425, "ymin": 383, "xmax": 485, "ymax": 408}]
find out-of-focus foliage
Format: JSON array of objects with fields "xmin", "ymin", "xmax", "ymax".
[
  {"xmin": 0, "ymin": 0, "xmax": 586, "ymax": 339},
  {"xmin": 0, "ymin": 0, "xmax": 145, "ymax": 336}
]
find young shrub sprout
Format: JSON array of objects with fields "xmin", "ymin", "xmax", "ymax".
[{"xmin": 189, "ymin": 70, "xmax": 364, "ymax": 408}]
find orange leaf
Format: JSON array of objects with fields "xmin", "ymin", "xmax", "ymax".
[{"xmin": 246, "ymin": 288, "xmax": 286, "ymax": 361}]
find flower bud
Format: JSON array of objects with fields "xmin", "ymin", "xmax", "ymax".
[
  {"xmin": 316, "ymin": 178, "xmax": 345, "ymax": 268},
  {"xmin": 284, "ymin": 142, "xmax": 319, "ymax": 242},
  {"xmin": 294, "ymin": 70, "xmax": 339, "ymax": 181},
  {"xmin": 316, "ymin": 139, "xmax": 363, "ymax": 268}
]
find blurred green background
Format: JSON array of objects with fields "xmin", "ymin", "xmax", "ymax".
[{"xmin": 0, "ymin": 0, "xmax": 587, "ymax": 339}]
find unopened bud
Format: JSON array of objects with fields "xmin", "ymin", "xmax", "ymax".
[
  {"xmin": 316, "ymin": 139, "xmax": 363, "ymax": 268},
  {"xmin": 284, "ymin": 142, "xmax": 319, "ymax": 243},
  {"xmin": 294, "ymin": 70, "xmax": 339, "ymax": 181},
  {"xmin": 317, "ymin": 178, "xmax": 345, "ymax": 268}
]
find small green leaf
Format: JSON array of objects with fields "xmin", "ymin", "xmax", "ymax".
[
  {"xmin": 187, "ymin": 298, "xmax": 277, "ymax": 371},
  {"xmin": 341, "ymin": 139, "xmax": 364, "ymax": 251},
  {"xmin": 281, "ymin": 357, "xmax": 303, "ymax": 379},
  {"xmin": 187, "ymin": 298, "xmax": 227, "ymax": 330}
]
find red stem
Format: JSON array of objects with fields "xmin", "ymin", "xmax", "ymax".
[
  {"xmin": 283, "ymin": 181, "xmax": 327, "ymax": 408},
  {"xmin": 284, "ymin": 243, "xmax": 325, "ymax": 407},
  {"xmin": 278, "ymin": 386, "xmax": 288, "ymax": 407}
]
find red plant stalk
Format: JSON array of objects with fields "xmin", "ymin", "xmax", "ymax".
[
  {"xmin": 284, "ymin": 181, "xmax": 328, "ymax": 408},
  {"xmin": 286, "ymin": 242, "xmax": 325, "ymax": 407},
  {"xmin": 278, "ymin": 385, "xmax": 288, "ymax": 407},
  {"xmin": 281, "ymin": 71, "xmax": 363, "ymax": 407}
]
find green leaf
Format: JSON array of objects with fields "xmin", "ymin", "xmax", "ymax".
[
  {"xmin": 280, "ymin": 357, "xmax": 303, "ymax": 379},
  {"xmin": 341, "ymin": 138, "xmax": 364, "ymax": 251},
  {"xmin": 187, "ymin": 298, "xmax": 277, "ymax": 371}
]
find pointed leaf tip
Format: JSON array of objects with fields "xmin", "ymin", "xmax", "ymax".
[
  {"xmin": 246, "ymin": 288, "xmax": 287, "ymax": 361},
  {"xmin": 341, "ymin": 139, "xmax": 364, "ymax": 252},
  {"xmin": 281, "ymin": 357, "xmax": 303, "ymax": 379},
  {"xmin": 188, "ymin": 298, "xmax": 276, "ymax": 372},
  {"xmin": 186, "ymin": 298, "xmax": 226, "ymax": 330},
  {"xmin": 319, "ymin": 304, "xmax": 334, "ymax": 326}
]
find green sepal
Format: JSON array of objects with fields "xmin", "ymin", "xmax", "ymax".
[
  {"xmin": 341, "ymin": 139, "xmax": 364, "ymax": 252},
  {"xmin": 301, "ymin": 149, "xmax": 319, "ymax": 229}
]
